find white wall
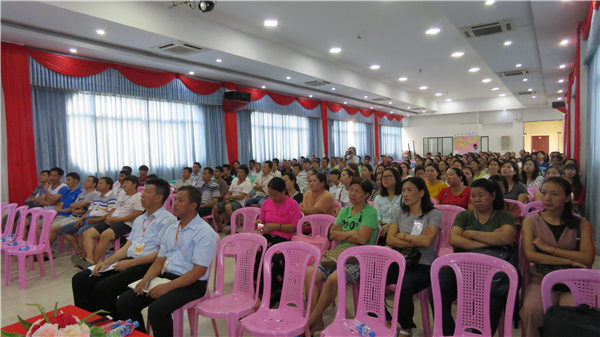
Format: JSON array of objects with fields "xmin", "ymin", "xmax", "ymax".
[{"xmin": 402, "ymin": 107, "xmax": 564, "ymax": 156}]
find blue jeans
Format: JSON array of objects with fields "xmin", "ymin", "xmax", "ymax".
[
  {"xmin": 245, "ymin": 196, "xmax": 268, "ymax": 207},
  {"xmin": 59, "ymin": 216, "xmax": 100, "ymax": 236}
]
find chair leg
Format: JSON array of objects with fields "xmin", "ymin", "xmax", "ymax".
[
  {"xmin": 37, "ymin": 253, "xmax": 45, "ymax": 276},
  {"xmin": 28, "ymin": 255, "xmax": 35, "ymax": 270},
  {"xmin": 211, "ymin": 318, "xmax": 219, "ymax": 337},
  {"xmin": 47, "ymin": 249, "xmax": 56, "ymax": 279},
  {"xmin": 187, "ymin": 308, "xmax": 198, "ymax": 337},
  {"xmin": 226, "ymin": 317, "xmax": 238, "ymax": 337},
  {"xmin": 172, "ymin": 308, "xmax": 184, "ymax": 337},
  {"xmin": 419, "ymin": 289, "xmax": 431, "ymax": 337},
  {"xmin": 5, "ymin": 253, "xmax": 11, "ymax": 285},
  {"xmin": 18, "ymin": 255, "xmax": 27, "ymax": 290}
]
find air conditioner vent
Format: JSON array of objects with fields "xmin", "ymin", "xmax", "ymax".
[
  {"xmin": 371, "ymin": 97, "xmax": 391, "ymax": 102},
  {"xmin": 461, "ymin": 19, "xmax": 515, "ymax": 38},
  {"xmin": 517, "ymin": 91, "xmax": 536, "ymax": 95},
  {"xmin": 153, "ymin": 41, "xmax": 206, "ymax": 55},
  {"xmin": 497, "ymin": 69, "xmax": 529, "ymax": 77},
  {"xmin": 304, "ymin": 80, "xmax": 331, "ymax": 87}
]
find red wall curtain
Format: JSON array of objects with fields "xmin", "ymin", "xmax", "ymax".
[
  {"xmin": 1, "ymin": 43, "xmax": 38, "ymax": 203},
  {"xmin": 29, "ymin": 48, "xmax": 110, "ymax": 76},
  {"xmin": 321, "ymin": 103, "xmax": 329, "ymax": 157},
  {"xmin": 374, "ymin": 117, "xmax": 380, "ymax": 158}
]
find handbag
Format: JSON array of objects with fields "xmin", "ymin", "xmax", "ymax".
[
  {"xmin": 542, "ymin": 304, "xmax": 600, "ymax": 337},
  {"xmin": 320, "ymin": 244, "xmax": 357, "ymax": 267},
  {"xmin": 392, "ymin": 246, "xmax": 421, "ymax": 269}
]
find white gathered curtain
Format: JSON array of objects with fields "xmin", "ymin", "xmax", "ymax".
[
  {"xmin": 330, "ymin": 120, "xmax": 369, "ymax": 158},
  {"xmin": 250, "ymin": 110, "xmax": 310, "ymax": 162},
  {"xmin": 380, "ymin": 125, "xmax": 403, "ymax": 160}
]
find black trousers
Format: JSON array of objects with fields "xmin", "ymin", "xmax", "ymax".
[
  {"xmin": 115, "ymin": 273, "xmax": 207, "ymax": 337},
  {"xmin": 438, "ymin": 266, "xmax": 507, "ymax": 336},
  {"xmin": 71, "ymin": 261, "xmax": 150, "ymax": 317},
  {"xmin": 198, "ymin": 207, "xmax": 212, "ymax": 218},
  {"xmin": 385, "ymin": 264, "xmax": 432, "ymax": 329}
]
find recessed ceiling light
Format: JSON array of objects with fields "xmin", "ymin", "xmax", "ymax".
[
  {"xmin": 370, "ymin": 64, "xmax": 381, "ymax": 70},
  {"xmin": 558, "ymin": 89, "xmax": 564, "ymax": 93},
  {"xmin": 95, "ymin": 29, "xmax": 105, "ymax": 35},
  {"xmin": 188, "ymin": 71, "xmax": 195, "ymax": 75},
  {"xmin": 264, "ymin": 19, "xmax": 278, "ymax": 27},
  {"xmin": 557, "ymin": 97, "xmax": 563, "ymax": 100},
  {"xmin": 389, "ymin": 101, "xmax": 393, "ymax": 105},
  {"xmin": 560, "ymin": 39, "xmax": 569, "ymax": 46},
  {"xmin": 364, "ymin": 95, "xmax": 368, "ymax": 99},
  {"xmin": 445, "ymin": 98, "xmax": 452, "ymax": 102},
  {"xmin": 419, "ymin": 86, "xmax": 428, "ymax": 90},
  {"xmin": 261, "ymin": 85, "xmax": 266, "ymax": 89},
  {"xmin": 390, "ymin": 111, "xmax": 394, "ymax": 114},
  {"xmin": 451, "ymin": 51, "xmax": 464, "ymax": 58},
  {"xmin": 331, "ymin": 87, "xmax": 336, "ymax": 91},
  {"xmin": 329, "ymin": 47, "xmax": 342, "ymax": 54},
  {"xmin": 216, "ymin": 58, "xmax": 222, "ymax": 63},
  {"xmin": 370, "ymin": 106, "xmax": 374, "ymax": 109},
  {"xmin": 485, "ymin": 0, "xmax": 495, "ymax": 5},
  {"xmin": 423, "ymin": 110, "xmax": 427, "ymax": 113},
  {"xmin": 398, "ymin": 77, "xmax": 408, "ymax": 81},
  {"xmin": 515, "ymin": 63, "xmax": 522, "ymax": 68},
  {"xmin": 344, "ymin": 101, "xmax": 348, "ymax": 104},
  {"xmin": 559, "ymin": 64, "xmax": 567, "ymax": 69},
  {"xmin": 528, "ymin": 88, "xmax": 533, "ymax": 92},
  {"xmin": 499, "ymin": 93, "xmax": 507, "ymax": 97},
  {"xmin": 558, "ymin": 79, "xmax": 565, "ymax": 83},
  {"xmin": 504, "ymin": 40, "xmax": 512, "ymax": 46},
  {"xmin": 69, "ymin": 48, "xmax": 78, "ymax": 53},
  {"xmin": 309, "ymin": 94, "xmax": 313, "ymax": 98},
  {"xmin": 532, "ymin": 95, "xmax": 537, "ymax": 98},
  {"xmin": 522, "ymin": 78, "xmax": 528, "ymax": 82},
  {"xmin": 468, "ymin": 67, "xmax": 480, "ymax": 73},
  {"xmin": 407, "ymin": 106, "xmax": 412, "ymax": 109},
  {"xmin": 435, "ymin": 92, "xmax": 443, "ymax": 96},
  {"xmin": 425, "ymin": 27, "xmax": 441, "ymax": 35},
  {"xmin": 491, "ymin": 87, "xmax": 500, "ymax": 91},
  {"xmin": 285, "ymin": 76, "xmax": 291, "ymax": 80},
  {"xmin": 482, "ymin": 78, "xmax": 492, "ymax": 83}
]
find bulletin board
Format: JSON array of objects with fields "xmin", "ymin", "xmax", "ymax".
[{"xmin": 453, "ymin": 136, "xmax": 479, "ymax": 154}]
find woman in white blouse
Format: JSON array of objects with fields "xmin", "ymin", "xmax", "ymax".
[{"xmin": 373, "ymin": 168, "xmax": 403, "ymax": 245}]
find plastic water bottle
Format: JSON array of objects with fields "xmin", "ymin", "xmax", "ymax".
[
  {"xmin": 107, "ymin": 321, "xmax": 139, "ymax": 337},
  {"xmin": 103, "ymin": 319, "xmax": 132, "ymax": 332},
  {"xmin": 18, "ymin": 246, "xmax": 29, "ymax": 251},
  {"xmin": 344, "ymin": 319, "xmax": 375, "ymax": 337}
]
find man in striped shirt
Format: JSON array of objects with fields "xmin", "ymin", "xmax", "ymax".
[{"xmin": 197, "ymin": 167, "xmax": 220, "ymax": 217}]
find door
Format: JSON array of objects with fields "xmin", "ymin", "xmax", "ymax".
[{"xmin": 531, "ymin": 135, "xmax": 549, "ymax": 153}]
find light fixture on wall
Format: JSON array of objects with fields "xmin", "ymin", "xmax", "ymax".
[{"xmin": 169, "ymin": 1, "xmax": 215, "ymax": 13}]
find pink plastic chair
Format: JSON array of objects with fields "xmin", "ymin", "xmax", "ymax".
[
  {"xmin": 295, "ymin": 214, "xmax": 336, "ymax": 239},
  {"xmin": 334, "ymin": 200, "xmax": 342, "ymax": 213},
  {"xmin": 0, "ymin": 202, "xmax": 17, "ymax": 231},
  {"xmin": 195, "ymin": 233, "xmax": 268, "ymax": 337},
  {"xmin": 541, "ymin": 269, "xmax": 600, "ymax": 312},
  {"xmin": 163, "ymin": 193, "xmax": 175, "ymax": 213},
  {"xmin": 524, "ymin": 201, "xmax": 544, "ymax": 216},
  {"xmin": 430, "ymin": 253, "xmax": 519, "ymax": 337},
  {"xmin": 504, "ymin": 199, "xmax": 526, "ymax": 217},
  {"xmin": 202, "ymin": 215, "xmax": 218, "ymax": 232},
  {"xmin": 431, "ymin": 197, "xmax": 438, "ymax": 205},
  {"xmin": 434, "ymin": 205, "xmax": 464, "ymax": 257},
  {"xmin": 239, "ymin": 241, "xmax": 321, "ymax": 337},
  {"xmin": 1, "ymin": 205, "xmax": 26, "ymax": 242},
  {"xmin": 321, "ymin": 246, "xmax": 406, "ymax": 337},
  {"xmin": 230, "ymin": 207, "xmax": 261, "ymax": 234},
  {"xmin": 1, "ymin": 207, "xmax": 38, "ymax": 251},
  {"xmin": 4, "ymin": 209, "xmax": 57, "ymax": 290},
  {"xmin": 137, "ymin": 186, "xmax": 144, "ymax": 193},
  {"xmin": 527, "ymin": 186, "xmax": 540, "ymax": 200}
]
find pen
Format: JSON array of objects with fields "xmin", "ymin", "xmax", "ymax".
[{"xmin": 144, "ymin": 277, "xmax": 154, "ymax": 291}]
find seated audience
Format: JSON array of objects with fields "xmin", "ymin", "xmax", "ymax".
[
  {"xmin": 222, "ymin": 164, "xmax": 233, "ymax": 185},
  {"xmin": 245, "ymin": 161, "xmax": 275, "ymax": 207},
  {"xmin": 337, "ymin": 169, "xmax": 355, "ymax": 207},
  {"xmin": 385, "ymin": 177, "xmax": 441, "ymax": 336},
  {"xmin": 373, "ymin": 168, "xmax": 403, "ymax": 244},
  {"xmin": 535, "ymin": 151, "xmax": 550, "ymax": 173},
  {"xmin": 25, "ymin": 170, "xmax": 50, "ymax": 208},
  {"xmin": 212, "ymin": 165, "xmax": 252, "ymax": 230},
  {"xmin": 375, "ymin": 163, "xmax": 385, "ymax": 177},
  {"xmin": 469, "ymin": 159, "xmax": 489, "ymax": 180},
  {"xmin": 43, "ymin": 172, "xmax": 83, "ymax": 244},
  {"xmin": 487, "ymin": 158, "xmax": 501, "ymax": 177},
  {"xmin": 282, "ymin": 171, "xmax": 303, "ymax": 204},
  {"xmin": 550, "ymin": 153, "xmax": 563, "ymax": 168},
  {"xmin": 138, "ymin": 165, "xmax": 149, "ymax": 186},
  {"xmin": 425, "ymin": 163, "xmax": 447, "ymax": 199},
  {"xmin": 463, "ymin": 166, "xmax": 475, "ymax": 186},
  {"xmin": 121, "ymin": 166, "xmax": 133, "ymax": 176},
  {"xmin": 197, "ymin": 168, "xmax": 220, "ymax": 217},
  {"xmin": 255, "ymin": 177, "xmax": 303, "ymax": 306},
  {"xmin": 451, "ymin": 160, "xmax": 464, "ymax": 170},
  {"xmin": 297, "ymin": 161, "xmax": 311, "ymax": 194},
  {"xmin": 38, "ymin": 167, "xmax": 69, "ymax": 209},
  {"xmin": 501, "ymin": 160, "xmax": 529, "ymax": 202},
  {"xmin": 320, "ymin": 157, "xmax": 331, "ymax": 176},
  {"xmin": 305, "ymin": 179, "xmax": 378, "ymax": 331},
  {"xmin": 399, "ymin": 162, "xmax": 412, "ymax": 181},
  {"xmin": 521, "ymin": 158, "xmax": 544, "ymax": 188},
  {"xmin": 190, "ymin": 162, "xmax": 202, "ymax": 186},
  {"xmin": 79, "ymin": 176, "xmax": 144, "ymax": 266},
  {"xmin": 115, "ymin": 186, "xmax": 218, "ymax": 337},
  {"xmin": 301, "ymin": 172, "xmax": 337, "ymax": 216},
  {"xmin": 534, "ymin": 166, "xmax": 563, "ymax": 201},
  {"xmin": 413, "ymin": 165, "xmax": 426, "ymax": 180},
  {"xmin": 71, "ymin": 178, "xmax": 177, "ymax": 317},
  {"xmin": 489, "ymin": 175, "xmax": 524, "ymax": 228},
  {"xmin": 173, "ymin": 167, "xmax": 194, "ymax": 192},
  {"xmin": 112, "ymin": 170, "xmax": 128, "ymax": 198},
  {"xmin": 360, "ymin": 163, "xmax": 378, "ymax": 199},
  {"xmin": 61, "ymin": 177, "xmax": 116, "ymax": 258},
  {"xmin": 213, "ymin": 166, "xmax": 229, "ymax": 199},
  {"xmin": 248, "ymin": 159, "xmax": 259, "ymax": 178},
  {"xmin": 438, "ymin": 160, "xmax": 449, "ymax": 182},
  {"xmin": 437, "ymin": 168, "xmax": 471, "ymax": 209},
  {"xmin": 442, "ymin": 179, "xmax": 516, "ymax": 336},
  {"xmin": 563, "ymin": 163, "xmax": 585, "ymax": 214},
  {"xmin": 519, "ymin": 177, "xmax": 594, "ymax": 337},
  {"xmin": 328, "ymin": 169, "xmax": 343, "ymax": 201}
]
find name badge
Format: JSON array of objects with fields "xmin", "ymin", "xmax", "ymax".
[
  {"xmin": 112, "ymin": 210, "xmax": 120, "ymax": 217},
  {"xmin": 411, "ymin": 219, "xmax": 424, "ymax": 236},
  {"xmin": 133, "ymin": 242, "xmax": 145, "ymax": 255},
  {"xmin": 162, "ymin": 257, "xmax": 170, "ymax": 274}
]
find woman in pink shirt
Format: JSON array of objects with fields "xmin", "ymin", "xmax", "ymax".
[{"xmin": 256, "ymin": 177, "xmax": 303, "ymax": 306}]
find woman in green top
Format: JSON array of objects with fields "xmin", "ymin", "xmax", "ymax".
[
  {"xmin": 440, "ymin": 178, "xmax": 516, "ymax": 336},
  {"xmin": 305, "ymin": 179, "xmax": 378, "ymax": 332}
]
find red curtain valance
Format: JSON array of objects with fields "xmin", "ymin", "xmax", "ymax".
[
  {"xmin": 113, "ymin": 64, "xmax": 176, "ymax": 88},
  {"xmin": 178, "ymin": 75, "xmax": 223, "ymax": 95},
  {"xmin": 29, "ymin": 48, "xmax": 110, "ymax": 77}
]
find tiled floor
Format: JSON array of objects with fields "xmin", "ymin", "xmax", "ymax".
[{"xmin": 6, "ymin": 237, "xmax": 594, "ymax": 336}]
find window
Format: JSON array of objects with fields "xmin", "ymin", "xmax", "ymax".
[
  {"xmin": 331, "ymin": 120, "xmax": 369, "ymax": 157},
  {"xmin": 423, "ymin": 137, "xmax": 453, "ymax": 155},
  {"xmin": 66, "ymin": 92, "xmax": 206, "ymax": 175},
  {"xmin": 380, "ymin": 125, "xmax": 403, "ymax": 160},
  {"xmin": 250, "ymin": 110, "xmax": 310, "ymax": 162}
]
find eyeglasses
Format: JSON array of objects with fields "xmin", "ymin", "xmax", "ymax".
[{"xmin": 382, "ymin": 175, "xmax": 394, "ymax": 179}]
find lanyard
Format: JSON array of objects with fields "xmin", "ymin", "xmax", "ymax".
[
  {"xmin": 140, "ymin": 215, "xmax": 155, "ymax": 239},
  {"xmin": 175, "ymin": 224, "xmax": 182, "ymax": 244},
  {"xmin": 475, "ymin": 210, "xmax": 495, "ymax": 232},
  {"xmin": 119, "ymin": 193, "xmax": 134, "ymax": 208}
]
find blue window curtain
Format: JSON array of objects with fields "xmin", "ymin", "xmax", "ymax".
[
  {"xmin": 237, "ymin": 109, "xmax": 253, "ymax": 165},
  {"xmin": 585, "ymin": 44, "xmax": 600, "ymax": 253},
  {"xmin": 329, "ymin": 120, "xmax": 371, "ymax": 159},
  {"xmin": 380, "ymin": 125, "xmax": 403, "ymax": 160},
  {"xmin": 250, "ymin": 110, "xmax": 310, "ymax": 162}
]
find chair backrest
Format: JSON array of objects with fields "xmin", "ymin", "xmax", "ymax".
[
  {"xmin": 21, "ymin": 208, "xmax": 44, "ymax": 245},
  {"xmin": 163, "ymin": 193, "xmax": 175, "ymax": 213},
  {"xmin": 527, "ymin": 186, "xmax": 540, "ymax": 200},
  {"xmin": 260, "ymin": 241, "xmax": 321, "ymax": 317},
  {"xmin": 541, "ymin": 269, "xmax": 600, "ymax": 312},
  {"xmin": 137, "ymin": 186, "xmax": 144, "ymax": 193},
  {"xmin": 431, "ymin": 253, "xmax": 518, "ymax": 337},
  {"xmin": 431, "ymin": 197, "xmax": 438, "ymax": 205},
  {"xmin": 36, "ymin": 209, "xmax": 58, "ymax": 248},
  {"xmin": 334, "ymin": 201, "xmax": 342, "ymax": 213},
  {"xmin": 524, "ymin": 201, "xmax": 544, "ymax": 216},
  {"xmin": 214, "ymin": 233, "xmax": 268, "ymax": 301},
  {"xmin": 336, "ymin": 246, "xmax": 406, "ymax": 336},
  {"xmin": 295, "ymin": 214, "xmax": 336, "ymax": 237},
  {"xmin": 1, "ymin": 204, "xmax": 21, "ymax": 239},
  {"xmin": 230, "ymin": 207, "xmax": 261, "ymax": 234},
  {"xmin": 504, "ymin": 199, "xmax": 526, "ymax": 217},
  {"xmin": 433, "ymin": 205, "xmax": 464, "ymax": 257},
  {"xmin": 10, "ymin": 207, "xmax": 40, "ymax": 244}
]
